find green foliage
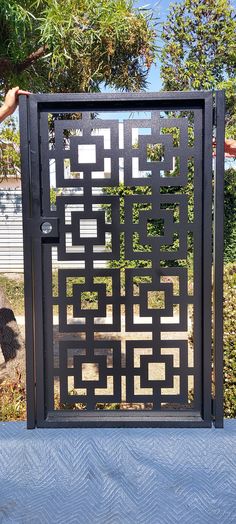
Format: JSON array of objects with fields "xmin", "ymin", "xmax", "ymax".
[
  {"xmin": 50, "ymin": 187, "xmax": 63, "ymax": 206},
  {"xmin": 0, "ymin": 0, "xmax": 158, "ymax": 95},
  {"xmin": 104, "ymin": 153, "xmax": 194, "ymax": 268},
  {"xmin": 96, "ymin": 403, "xmax": 121, "ymax": 410},
  {"xmin": 80, "ymin": 291, "xmax": 98, "ymax": 309},
  {"xmin": 0, "ymin": 369, "xmax": 26, "ymax": 421},
  {"xmin": 104, "ymin": 184, "xmax": 151, "ymax": 268},
  {"xmin": 0, "ymin": 118, "xmax": 20, "ymax": 180},
  {"xmin": 161, "ymin": 0, "xmax": 236, "ymax": 137},
  {"xmin": 50, "ymin": 188, "xmax": 57, "ymax": 206},
  {"xmin": 218, "ymin": 78, "xmax": 236, "ymax": 140},
  {"xmin": 161, "ymin": 0, "xmax": 235, "ymax": 91},
  {"xmin": 0, "ymin": 275, "xmax": 24, "ymax": 314},
  {"xmin": 223, "ymin": 263, "xmax": 236, "ymax": 417},
  {"xmin": 224, "ymin": 168, "xmax": 236, "ymax": 262}
]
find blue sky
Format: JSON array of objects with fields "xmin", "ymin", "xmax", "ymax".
[{"xmin": 141, "ymin": 0, "xmax": 178, "ymax": 91}]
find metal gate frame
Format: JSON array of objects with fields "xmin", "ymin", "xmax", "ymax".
[{"xmin": 19, "ymin": 91, "xmax": 225, "ymax": 429}]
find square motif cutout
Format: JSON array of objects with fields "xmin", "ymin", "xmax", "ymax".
[{"xmin": 78, "ymin": 144, "xmax": 96, "ymax": 163}]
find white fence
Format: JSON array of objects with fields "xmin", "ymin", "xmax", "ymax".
[
  {"xmin": 0, "ymin": 188, "xmax": 107, "ymax": 273},
  {"xmin": 0, "ymin": 189, "xmax": 23, "ymax": 272}
]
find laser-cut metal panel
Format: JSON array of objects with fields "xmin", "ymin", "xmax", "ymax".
[{"xmin": 19, "ymin": 92, "xmax": 224, "ymax": 428}]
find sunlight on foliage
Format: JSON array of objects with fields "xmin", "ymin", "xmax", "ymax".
[{"xmin": 0, "ymin": 0, "xmax": 158, "ymax": 95}]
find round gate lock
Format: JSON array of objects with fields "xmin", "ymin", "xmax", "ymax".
[{"xmin": 41, "ymin": 221, "xmax": 53, "ymax": 234}]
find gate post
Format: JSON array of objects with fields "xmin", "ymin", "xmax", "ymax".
[{"xmin": 213, "ymin": 90, "xmax": 225, "ymax": 428}]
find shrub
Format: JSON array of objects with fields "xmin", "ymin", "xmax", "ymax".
[
  {"xmin": 223, "ymin": 263, "xmax": 236, "ymax": 417},
  {"xmin": 0, "ymin": 369, "xmax": 26, "ymax": 421},
  {"xmin": 224, "ymin": 168, "xmax": 236, "ymax": 263},
  {"xmin": 0, "ymin": 275, "xmax": 24, "ymax": 315}
]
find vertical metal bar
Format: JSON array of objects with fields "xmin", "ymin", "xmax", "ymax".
[
  {"xmin": 19, "ymin": 95, "xmax": 35, "ymax": 428},
  {"xmin": 202, "ymin": 93, "xmax": 213, "ymax": 425},
  {"xmin": 39, "ymin": 112, "xmax": 54, "ymax": 412},
  {"xmin": 213, "ymin": 91, "xmax": 225, "ymax": 428},
  {"xmin": 28, "ymin": 97, "xmax": 45, "ymax": 427},
  {"xmin": 193, "ymin": 108, "xmax": 203, "ymax": 415}
]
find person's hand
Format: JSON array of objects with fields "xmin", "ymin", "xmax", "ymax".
[
  {"xmin": 213, "ymin": 138, "xmax": 236, "ymax": 158},
  {"xmin": 224, "ymin": 139, "xmax": 236, "ymax": 157},
  {"xmin": 0, "ymin": 87, "xmax": 31, "ymax": 122}
]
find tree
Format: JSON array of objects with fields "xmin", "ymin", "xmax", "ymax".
[
  {"xmin": 0, "ymin": 0, "xmax": 157, "ymax": 96},
  {"xmin": 0, "ymin": 118, "xmax": 20, "ymax": 181},
  {"xmin": 218, "ymin": 78, "xmax": 236, "ymax": 139},
  {"xmin": 161, "ymin": 0, "xmax": 235, "ymax": 91},
  {"xmin": 160, "ymin": 0, "xmax": 236, "ymax": 266},
  {"xmin": 161, "ymin": 0, "xmax": 236, "ymax": 136},
  {"xmin": 224, "ymin": 168, "xmax": 236, "ymax": 263},
  {"xmin": 0, "ymin": 1, "xmax": 158, "ymax": 365}
]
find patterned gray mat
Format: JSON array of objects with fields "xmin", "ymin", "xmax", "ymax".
[{"xmin": 0, "ymin": 420, "xmax": 236, "ymax": 524}]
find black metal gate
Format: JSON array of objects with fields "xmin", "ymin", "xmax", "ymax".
[{"xmin": 19, "ymin": 91, "xmax": 224, "ymax": 428}]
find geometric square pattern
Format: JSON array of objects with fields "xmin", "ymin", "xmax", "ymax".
[
  {"xmin": 59, "ymin": 340, "xmax": 121, "ymax": 408},
  {"xmin": 39, "ymin": 107, "xmax": 203, "ymax": 414}
]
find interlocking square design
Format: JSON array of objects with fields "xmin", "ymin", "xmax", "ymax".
[
  {"xmin": 125, "ymin": 340, "xmax": 190, "ymax": 407},
  {"xmin": 39, "ymin": 107, "xmax": 203, "ymax": 414},
  {"xmin": 54, "ymin": 116, "xmax": 120, "ymax": 187},
  {"xmin": 56, "ymin": 195, "xmax": 120, "ymax": 261},
  {"xmin": 58, "ymin": 268, "xmax": 121, "ymax": 332},
  {"xmin": 59, "ymin": 340, "xmax": 121, "ymax": 407}
]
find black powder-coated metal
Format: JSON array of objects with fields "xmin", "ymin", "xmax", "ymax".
[
  {"xmin": 19, "ymin": 91, "xmax": 224, "ymax": 429},
  {"xmin": 213, "ymin": 91, "xmax": 225, "ymax": 428}
]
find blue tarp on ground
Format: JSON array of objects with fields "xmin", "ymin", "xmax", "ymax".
[{"xmin": 0, "ymin": 420, "xmax": 236, "ymax": 523}]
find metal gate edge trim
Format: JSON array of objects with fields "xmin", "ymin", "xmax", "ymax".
[
  {"xmin": 202, "ymin": 92, "xmax": 213, "ymax": 425},
  {"xmin": 213, "ymin": 91, "xmax": 225, "ymax": 428},
  {"xmin": 19, "ymin": 96, "xmax": 36, "ymax": 429}
]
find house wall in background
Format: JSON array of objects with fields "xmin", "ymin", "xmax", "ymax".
[{"xmin": 0, "ymin": 187, "xmax": 106, "ymax": 273}]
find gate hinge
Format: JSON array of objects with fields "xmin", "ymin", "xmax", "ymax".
[
  {"xmin": 211, "ymin": 397, "xmax": 216, "ymax": 419},
  {"xmin": 213, "ymin": 107, "xmax": 217, "ymax": 127}
]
